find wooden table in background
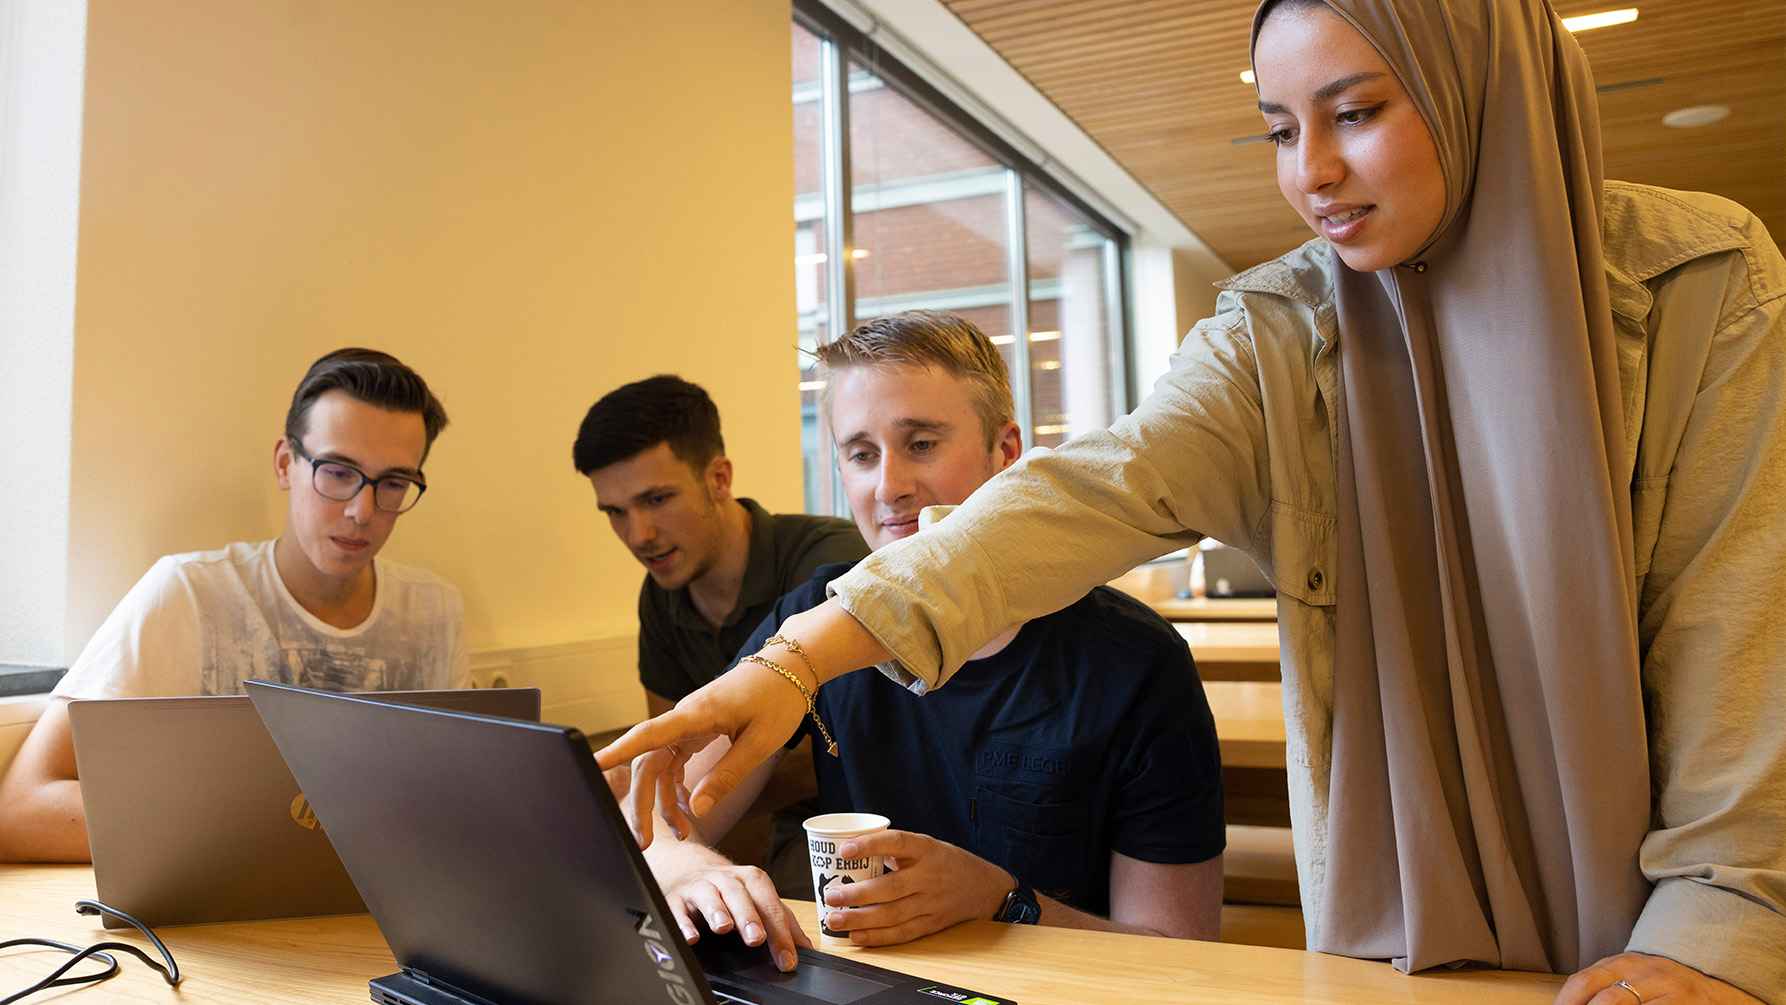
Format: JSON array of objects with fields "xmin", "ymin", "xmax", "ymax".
[
  {"xmin": 1206, "ymin": 681, "xmax": 1286, "ymax": 770},
  {"xmin": 1105, "ymin": 564, "xmax": 1278, "ymax": 622},
  {"xmin": 0, "ymin": 866, "xmax": 1563, "ymax": 1004},
  {"xmin": 1151, "ymin": 596, "xmax": 1279, "ymax": 622},
  {"xmin": 1177, "ymin": 621, "xmax": 1281, "ymax": 682}
]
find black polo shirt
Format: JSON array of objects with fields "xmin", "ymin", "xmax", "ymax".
[
  {"xmin": 744, "ymin": 562, "xmax": 1226, "ymax": 916},
  {"xmin": 636, "ymin": 499, "xmax": 867, "ymax": 702}
]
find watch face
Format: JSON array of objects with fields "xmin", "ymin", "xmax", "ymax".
[{"xmin": 1000, "ymin": 886, "xmax": 1041, "ymax": 924}]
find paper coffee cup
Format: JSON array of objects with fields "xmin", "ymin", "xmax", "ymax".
[{"xmin": 803, "ymin": 812, "xmax": 890, "ymax": 938}]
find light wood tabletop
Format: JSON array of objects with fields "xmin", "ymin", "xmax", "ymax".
[
  {"xmin": 1206, "ymin": 681, "xmax": 1287, "ymax": 770},
  {"xmin": 1107, "ymin": 564, "xmax": 1279, "ymax": 624},
  {"xmin": 0, "ymin": 865, "xmax": 1563, "ymax": 1004},
  {"xmin": 1151, "ymin": 596, "xmax": 1280, "ymax": 622},
  {"xmin": 1176, "ymin": 621, "xmax": 1281, "ymax": 682},
  {"xmin": 1105, "ymin": 562, "xmax": 1277, "ymax": 624}
]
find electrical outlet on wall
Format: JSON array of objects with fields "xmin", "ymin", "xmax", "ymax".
[{"xmin": 468, "ymin": 637, "xmax": 644, "ymax": 733}]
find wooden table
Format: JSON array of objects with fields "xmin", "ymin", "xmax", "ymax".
[
  {"xmin": 1151, "ymin": 596, "xmax": 1279, "ymax": 622},
  {"xmin": 1177, "ymin": 621, "xmax": 1281, "ymax": 682},
  {"xmin": 1206, "ymin": 682, "xmax": 1286, "ymax": 770},
  {"xmin": 1106, "ymin": 564, "xmax": 1278, "ymax": 623},
  {"xmin": 0, "ymin": 866, "xmax": 1563, "ymax": 1004}
]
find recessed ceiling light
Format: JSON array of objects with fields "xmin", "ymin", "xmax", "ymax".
[
  {"xmin": 1662, "ymin": 104, "xmax": 1731, "ymax": 128},
  {"xmin": 1562, "ymin": 8, "xmax": 1638, "ymax": 33},
  {"xmin": 1240, "ymin": 69, "xmax": 1255, "ymax": 85}
]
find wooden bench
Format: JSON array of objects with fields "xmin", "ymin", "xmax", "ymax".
[
  {"xmin": 1224, "ymin": 824, "xmax": 1299, "ymax": 906},
  {"xmin": 1220, "ymin": 824, "xmax": 1303, "ymax": 950},
  {"xmin": 1221, "ymin": 903, "xmax": 1306, "ymax": 950}
]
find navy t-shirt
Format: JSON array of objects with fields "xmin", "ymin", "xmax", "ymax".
[{"xmin": 737, "ymin": 562, "xmax": 1224, "ymax": 916}]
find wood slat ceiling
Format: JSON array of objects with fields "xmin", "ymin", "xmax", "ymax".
[{"xmin": 944, "ymin": 0, "xmax": 1785, "ymax": 271}]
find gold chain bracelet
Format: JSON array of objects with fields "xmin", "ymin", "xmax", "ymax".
[
  {"xmin": 764, "ymin": 634, "xmax": 819, "ymax": 683},
  {"xmin": 741, "ymin": 653, "xmax": 839, "ymax": 757}
]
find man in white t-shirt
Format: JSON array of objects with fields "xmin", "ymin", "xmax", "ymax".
[{"xmin": 0, "ymin": 348, "xmax": 467, "ymax": 862}]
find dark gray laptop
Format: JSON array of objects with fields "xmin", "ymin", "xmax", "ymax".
[
  {"xmin": 247, "ymin": 680, "xmax": 1015, "ymax": 1005},
  {"xmin": 69, "ymin": 687, "xmax": 540, "ymax": 928}
]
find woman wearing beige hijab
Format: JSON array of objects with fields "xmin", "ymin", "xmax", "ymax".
[{"xmin": 601, "ymin": 1, "xmax": 1785, "ymax": 1001}]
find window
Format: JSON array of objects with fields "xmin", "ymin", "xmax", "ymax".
[
  {"xmin": 791, "ymin": 7, "xmax": 1129, "ymax": 513},
  {"xmin": 792, "ymin": 21, "xmax": 835, "ymax": 511},
  {"xmin": 1, "ymin": 0, "xmax": 84, "ymax": 688},
  {"xmin": 1024, "ymin": 187, "xmax": 1124, "ymax": 448}
]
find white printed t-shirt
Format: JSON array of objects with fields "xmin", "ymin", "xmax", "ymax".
[{"xmin": 54, "ymin": 540, "xmax": 469, "ymax": 699}]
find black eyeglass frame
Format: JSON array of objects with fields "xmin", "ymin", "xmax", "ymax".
[{"xmin": 287, "ymin": 438, "xmax": 429, "ymax": 514}]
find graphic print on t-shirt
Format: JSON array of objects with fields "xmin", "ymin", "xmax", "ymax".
[
  {"xmin": 282, "ymin": 649, "xmax": 404, "ymax": 693},
  {"xmin": 180, "ymin": 542, "xmax": 459, "ymax": 695},
  {"xmin": 54, "ymin": 541, "xmax": 467, "ymax": 702}
]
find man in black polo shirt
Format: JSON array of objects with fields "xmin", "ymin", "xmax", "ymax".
[
  {"xmin": 572, "ymin": 376, "xmax": 866, "ymax": 718},
  {"xmin": 636, "ymin": 314, "xmax": 1223, "ymax": 965}
]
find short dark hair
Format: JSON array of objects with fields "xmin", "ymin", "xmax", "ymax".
[
  {"xmin": 572, "ymin": 375, "xmax": 725, "ymax": 476},
  {"xmin": 284, "ymin": 348, "xmax": 450, "ymax": 463}
]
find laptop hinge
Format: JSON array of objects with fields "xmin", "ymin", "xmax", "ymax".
[{"xmin": 402, "ymin": 968, "xmax": 505, "ymax": 1005}]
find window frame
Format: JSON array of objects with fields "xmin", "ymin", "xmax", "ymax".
[{"xmin": 793, "ymin": 2, "xmax": 1133, "ymax": 510}]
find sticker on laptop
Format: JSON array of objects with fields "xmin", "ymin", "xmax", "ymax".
[{"xmin": 917, "ymin": 985, "xmax": 1015, "ymax": 1005}]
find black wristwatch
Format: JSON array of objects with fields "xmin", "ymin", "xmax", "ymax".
[{"xmin": 992, "ymin": 883, "xmax": 1040, "ymax": 925}]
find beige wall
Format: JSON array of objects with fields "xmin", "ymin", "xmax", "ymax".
[
  {"xmin": 1131, "ymin": 243, "xmax": 1225, "ymax": 395},
  {"xmin": 1170, "ymin": 247, "xmax": 1224, "ymax": 339},
  {"xmin": 64, "ymin": 1, "xmax": 800, "ymax": 659}
]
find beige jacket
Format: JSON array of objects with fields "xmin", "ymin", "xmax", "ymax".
[{"xmin": 831, "ymin": 182, "xmax": 1786, "ymax": 1000}]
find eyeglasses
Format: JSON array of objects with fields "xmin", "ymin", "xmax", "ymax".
[{"xmin": 288, "ymin": 439, "xmax": 428, "ymax": 513}]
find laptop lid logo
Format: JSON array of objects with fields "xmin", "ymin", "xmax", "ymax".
[
  {"xmin": 289, "ymin": 793, "xmax": 320, "ymax": 831},
  {"xmin": 632, "ymin": 909, "xmax": 697, "ymax": 1005}
]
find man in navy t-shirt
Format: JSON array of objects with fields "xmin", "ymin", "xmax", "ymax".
[
  {"xmin": 744, "ymin": 561, "xmax": 1222, "ymax": 921},
  {"xmin": 638, "ymin": 311, "xmax": 1224, "ymax": 961}
]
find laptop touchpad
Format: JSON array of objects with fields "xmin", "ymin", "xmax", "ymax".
[{"xmin": 696, "ymin": 938, "xmax": 892, "ymax": 1004}]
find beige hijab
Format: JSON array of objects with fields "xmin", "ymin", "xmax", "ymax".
[{"xmin": 1249, "ymin": 0, "xmax": 1651, "ymax": 973}]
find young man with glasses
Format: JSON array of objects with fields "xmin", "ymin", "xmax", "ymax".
[{"xmin": 0, "ymin": 348, "xmax": 465, "ymax": 862}]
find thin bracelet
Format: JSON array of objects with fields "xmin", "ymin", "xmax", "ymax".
[
  {"xmin": 763, "ymin": 634, "xmax": 834, "ymax": 755},
  {"xmin": 740, "ymin": 653, "xmax": 839, "ymax": 757},
  {"xmin": 764, "ymin": 634, "xmax": 820, "ymax": 688}
]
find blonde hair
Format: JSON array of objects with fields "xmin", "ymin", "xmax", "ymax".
[{"xmin": 815, "ymin": 311, "xmax": 1015, "ymax": 448}]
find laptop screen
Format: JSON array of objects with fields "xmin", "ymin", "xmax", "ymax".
[{"xmin": 249, "ymin": 682, "xmax": 674, "ymax": 1004}]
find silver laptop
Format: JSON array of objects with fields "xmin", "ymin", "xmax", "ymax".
[{"xmin": 68, "ymin": 687, "xmax": 540, "ymax": 928}]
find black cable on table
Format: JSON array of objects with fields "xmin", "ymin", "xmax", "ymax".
[{"xmin": 1, "ymin": 899, "xmax": 181, "ymax": 1004}]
